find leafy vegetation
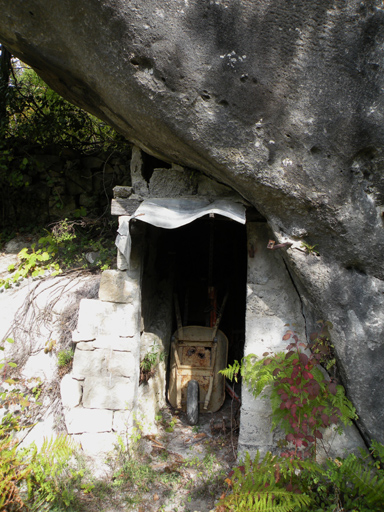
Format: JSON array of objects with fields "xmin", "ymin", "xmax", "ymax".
[
  {"xmin": 0, "ymin": 218, "xmax": 116, "ymax": 290},
  {"xmin": 0, "ymin": 51, "xmax": 128, "ymax": 231},
  {"xmin": 57, "ymin": 348, "xmax": 75, "ymax": 368},
  {"xmin": 23, "ymin": 435, "xmax": 85, "ymax": 509},
  {"xmin": 1, "ymin": 61, "xmax": 123, "ymax": 152},
  {"xmin": 139, "ymin": 342, "xmax": 165, "ymax": 384},
  {"xmin": 218, "ymin": 451, "xmax": 314, "ymax": 512},
  {"xmin": 0, "ymin": 338, "xmax": 87, "ymax": 511},
  {"xmin": 217, "ymin": 323, "xmax": 384, "ymax": 512},
  {"xmin": 222, "ymin": 322, "xmax": 356, "ymax": 460},
  {"xmin": 300, "ymin": 241, "xmax": 319, "ymax": 255}
]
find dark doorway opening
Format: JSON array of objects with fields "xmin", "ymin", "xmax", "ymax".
[
  {"xmin": 140, "ymin": 214, "xmax": 247, "ymax": 416},
  {"xmin": 150, "ymin": 215, "xmax": 247, "ymax": 367}
]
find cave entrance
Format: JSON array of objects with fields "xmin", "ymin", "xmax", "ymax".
[
  {"xmin": 169, "ymin": 216, "xmax": 247, "ymax": 367},
  {"xmin": 139, "ymin": 200, "xmax": 247, "ymax": 415}
]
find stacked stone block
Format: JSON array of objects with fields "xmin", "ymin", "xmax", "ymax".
[{"xmin": 61, "ymin": 269, "xmax": 141, "ymax": 455}]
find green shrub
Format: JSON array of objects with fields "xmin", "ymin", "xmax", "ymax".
[
  {"xmin": 57, "ymin": 348, "xmax": 74, "ymax": 368},
  {"xmin": 222, "ymin": 322, "xmax": 356, "ymax": 460},
  {"xmin": 217, "ymin": 322, "xmax": 382, "ymax": 512}
]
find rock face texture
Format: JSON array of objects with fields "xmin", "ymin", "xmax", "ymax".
[{"xmin": 1, "ymin": 1, "xmax": 384, "ymax": 443}]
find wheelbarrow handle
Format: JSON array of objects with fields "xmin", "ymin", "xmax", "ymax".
[
  {"xmin": 211, "ymin": 292, "xmax": 229, "ymax": 340},
  {"xmin": 174, "ymin": 293, "xmax": 183, "ymax": 336}
]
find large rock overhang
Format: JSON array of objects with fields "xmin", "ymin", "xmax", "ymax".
[{"xmin": 1, "ymin": 1, "xmax": 384, "ymax": 443}]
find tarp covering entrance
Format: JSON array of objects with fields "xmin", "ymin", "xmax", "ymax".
[{"xmin": 115, "ymin": 198, "xmax": 246, "ymax": 267}]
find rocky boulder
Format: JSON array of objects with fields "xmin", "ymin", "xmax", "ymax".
[{"xmin": 1, "ymin": 1, "xmax": 384, "ymax": 443}]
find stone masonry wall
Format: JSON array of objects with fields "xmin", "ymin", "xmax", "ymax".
[{"xmin": 61, "ymin": 254, "xmax": 142, "ymax": 456}]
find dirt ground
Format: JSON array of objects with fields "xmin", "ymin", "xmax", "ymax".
[{"xmin": 80, "ymin": 397, "xmax": 241, "ymax": 512}]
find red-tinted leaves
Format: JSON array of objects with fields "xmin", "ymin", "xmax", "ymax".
[
  {"xmin": 262, "ymin": 324, "xmax": 346, "ymax": 461},
  {"xmin": 299, "ymin": 353, "xmax": 309, "ymax": 366},
  {"xmin": 330, "ymin": 413, "xmax": 340, "ymax": 424},
  {"xmin": 321, "ymin": 413, "xmax": 329, "ymax": 427},
  {"xmin": 305, "ymin": 380, "xmax": 320, "ymax": 398}
]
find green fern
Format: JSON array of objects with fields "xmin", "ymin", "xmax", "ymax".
[
  {"xmin": 219, "ymin": 452, "xmax": 314, "ymax": 512},
  {"xmin": 241, "ymin": 353, "xmax": 280, "ymax": 398},
  {"xmin": 0, "ymin": 434, "xmax": 32, "ymax": 511},
  {"xmin": 24, "ymin": 434, "xmax": 84, "ymax": 508},
  {"xmin": 221, "ymin": 354, "xmax": 280, "ymax": 397},
  {"xmin": 326, "ymin": 444, "xmax": 384, "ymax": 511},
  {"xmin": 221, "ymin": 359, "xmax": 242, "ymax": 382},
  {"xmin": 222, "ymin": 490, "xmax": 311, "ymax": 512}
]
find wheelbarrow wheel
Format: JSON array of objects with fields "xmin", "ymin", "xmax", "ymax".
[{"xmin": 187, "ymin": 380, "xmax": 199, "ymax": 425}]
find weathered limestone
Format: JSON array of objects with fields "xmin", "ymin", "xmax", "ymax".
[
  {"xmin": 113, "ymin": 409, "xmax": 135, "ymax": 434},
  {"xmin": 238, "ymin": 222, "xmax": 306, "ymax": 457},
  {"xmin": 75, "ymin": 299, "xmax": 138, "ymax": 338},
  {"xmin": 22, "ymin": 351, "xmax": 58, "ymax": 382},
  {"xmin": 99, "ymin": 270, "xmax": 140, "ymax": 304},
  {"xmin": 82, "ymin": 376, "xmax": 135, "ymax": 410},
  {"xmin": 92, "ymin": 335, "xmax": 138, "ymax": 352},
  {"xmin": 62, "ymin": 262, "xmax": 142, "ymax": 454},
  {"xmin": 239, "ymin": 222, "xmax": 367, "ymax": 458},
  {"xmin": 60, "ymin": 374, "xmax": 82, "ymax": 409},
  {"xmin": 64, "ymin": 408, "xmax": 113, "ymax": 434},
  {"xmin": 1, "ymin": 0, "xmax": 383, "ymax": 443},
  {"xmin": 149, "ymin": 167, "xmax": 197, "ymax": 197},
  {"xmin": 73, "ymin": 433, "xmax": 117, "ymax": 458}
]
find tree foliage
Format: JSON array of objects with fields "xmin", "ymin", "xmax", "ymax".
[
  {"xmin": 0, "ymin": 46, "xmax": 127, "ymax": 230},
  {"xmin": 1, "ymin": 50, "xmax": 123, "ymax": 152}
]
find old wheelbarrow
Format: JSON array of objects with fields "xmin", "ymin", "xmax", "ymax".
[{"xmin": 168, "ymin": 294, "xmax": 228, "ymax": 425}]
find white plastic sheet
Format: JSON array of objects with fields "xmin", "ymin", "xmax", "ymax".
[{"xmin": 115, "ymin": 198, "xmax": 246, "ymax": 268}]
